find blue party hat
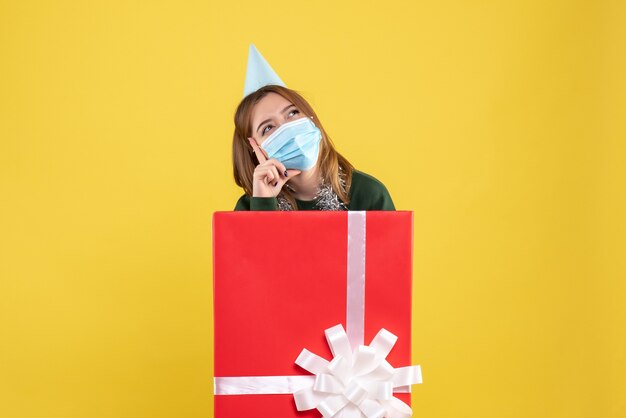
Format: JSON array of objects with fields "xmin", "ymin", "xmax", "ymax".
[{"xmin": 243, "ymin": 44, "xmax": 286, "ymax": 98}]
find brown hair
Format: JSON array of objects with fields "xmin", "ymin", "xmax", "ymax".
[{"xmin": 232, "ymin": 85, "xmax": 353, "ymax": 209}]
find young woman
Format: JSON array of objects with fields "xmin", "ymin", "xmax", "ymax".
[{"xmin": 232, "ymin": 84, "xmax": 395, "ymax": 211}]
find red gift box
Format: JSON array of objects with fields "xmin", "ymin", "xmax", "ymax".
[{"xmin": 212, "ymin": 211, "xmax": 420, "ymax": 417}]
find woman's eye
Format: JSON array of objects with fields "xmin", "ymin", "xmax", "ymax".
[
  {"xmin": 262, "ymin": 125, "xmax": 273, "ymax": 136},
  {"xmin": 262, "ymin": 110, "xmax": 299, "ymax": 136}
]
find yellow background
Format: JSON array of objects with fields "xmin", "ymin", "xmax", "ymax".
[{"xmin": 1, "ymin": 1, "xmax": 624, "ymax": 417}]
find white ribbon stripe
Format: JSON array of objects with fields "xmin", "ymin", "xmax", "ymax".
[
  {"xmin": 346, "ymin": 211, "xmax": 366, "ymax": 348},
  {"xmin": 214, "ymin": 375, "xmax": 315, "ymax": 395}
]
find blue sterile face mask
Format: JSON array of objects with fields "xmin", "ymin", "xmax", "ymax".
[{"xmin": 260, "ymin": 117, "xmax": 322, "ymax": 171}]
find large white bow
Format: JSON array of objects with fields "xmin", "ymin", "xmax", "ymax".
[{"xmin": 293, "ymin": 324, "xmax": 422, "ymax": 418}]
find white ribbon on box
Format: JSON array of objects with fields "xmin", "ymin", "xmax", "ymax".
[{"xmin": 214, "ymin": 212, "xmax": 422, "ymax": 417}]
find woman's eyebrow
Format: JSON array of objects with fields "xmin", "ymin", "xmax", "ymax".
[{"xmin": 256, "ymin": 104, "xmax": 296, "ymax": 134}]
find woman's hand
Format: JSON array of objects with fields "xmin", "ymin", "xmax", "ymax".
[{"xmin": 248, "ymin": 138, "xmax": 301, "ymax": 198}]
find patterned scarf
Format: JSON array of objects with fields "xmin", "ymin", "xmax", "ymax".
[{"xmin": 276, "ymin": 167, "xmax": 348, "ymax": 211}]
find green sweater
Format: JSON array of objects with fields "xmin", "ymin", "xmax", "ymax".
[{"xmin": 234, "ymin": 169, "xmax": 395, "ymax": 211}]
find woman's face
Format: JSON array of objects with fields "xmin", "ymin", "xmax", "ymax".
[{"xmin": 249, "ymin": 92, "xmax": 305, "ymax": 146}]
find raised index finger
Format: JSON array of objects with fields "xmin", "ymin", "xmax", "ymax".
[{"xmin": 248, "ymin": 137, "xmax": 268, "ymax": 164}]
